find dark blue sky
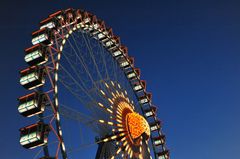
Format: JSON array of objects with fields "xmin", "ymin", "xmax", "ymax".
[{"xmin": 0, "ymin": 0, "xmax": 240, "ymax": 158}]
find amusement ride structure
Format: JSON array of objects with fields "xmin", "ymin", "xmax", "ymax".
[{"xmin": 18, "ymin": 8, "xmax": 169, "ymax": 159}]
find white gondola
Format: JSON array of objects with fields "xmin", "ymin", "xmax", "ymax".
[
  {"xmin": 19, "ymin": 122, "xmax": 49, "ymax": 149},
  {"xmin": 112, "ymin": 49, "xmax": 123, "ymax": 57},
  {"xmin": 150, "ymin": 120, "xmax": 161, "ymax": 132},
  {"xmin": 40, "ymin": 17, "xmax": 56, "ymax": 29},
  {"xmin": 20, "ymin": 66, "xmax": 45, "ymax": 90},
  {"xmin": 18, "ymin": 100, "xmax": 37, "ymax": 114},
  {"xmin": 120, "ymin": 60, "xmax": 130, "ymax": 68},
  {"xmin": 144, "ymin": 106, "xmax": 157, "ymax": 118},
  {"xmin": 18, "ymin": 92, "xmax": 46, "ymax": 117},
  {"xmin": 157, "ymin": 150, "xmax": 170, "ymax": 159},
  {"xmin": 97, "ymin": 31, "xmax": 108, "ymax": 40},
  {"xmin": 31, "ymin": 28, "xmax": 53, "ymax": 46},
  {"xmin": 139, "ymin": 93, "xmax": 151, "ymax": 105},
  {"xmin": 126, "ymin": 68, "xmax": 140, "ymax": 80},
  {"xmin": 153, "ymin": 135, "xmax": 165, "ymax": 146},
  {"xmin": 24, "ymin": 44, "xmax": 48, "ymax": 66},
  {"xmin": 133, "ymin": 80, "xmax": 146, "ymax": 92}
]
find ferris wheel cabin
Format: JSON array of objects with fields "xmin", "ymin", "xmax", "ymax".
[
  {"xmin": 153, "ymin": 135, "xmax": 166, "ymax": 147},
  {"xmin": 144, "ymin": 105, "xmax": 157, "ymax": 118},
  {"xmin": 119, "ymin": 56, "xmax": 134, "ymax": 69},
  {"xmin": 19, "ymin": 66, "xmax": 45, "ymax": 90},
  {"xmin": 139, "ymin": 93, "xmax": 152, "ymax": 105},
  {"xmin": 32, "ymin": 28, "xmax": 53, "ymax": 46},
  {"xmin": 126, "ymin": 68, "xmax": 140, "ymax": 80},
  {"xmin": 157, "ymin": 150, "xmax": 170, "ymax": 159},
  {"xmin": 19, "ymin": 122, "xmax": 50, "ymax": 149},
  {"xmin": 133, "ymin": 80, "xmax": 146, "ymax": 92},
  {"xmin": 40, "ymin": 16, "xmax": 60, "ymax": 30},
  {"xmin": 150, "ymin": 120, "xmax": 161, "ymax": 132},
  {"xmin": 24, "ymin": 44, "xmax": 49, "ymax": 66},
  {"xmin": 18, "ymin": 92, "xmax": 46, "ymax": 117}
]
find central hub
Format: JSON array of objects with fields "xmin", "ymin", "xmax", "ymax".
[
  {"xmin": 113, "ymin": 97, "xmax": 151, "ymax": 143},
  {"xmin": 126, "ymin": 112, "xmax": 150, "ymax": 140}
]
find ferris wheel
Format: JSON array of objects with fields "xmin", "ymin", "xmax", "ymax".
[{"xmin": 18, "ymin": 8, "xmax": 169, "ymax": 159}]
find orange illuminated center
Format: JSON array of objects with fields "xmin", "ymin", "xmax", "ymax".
[{"xmin": 126, "ymin": 112, "xmax": 150, "ymax": 140}]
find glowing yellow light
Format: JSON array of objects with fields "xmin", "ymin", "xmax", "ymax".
[
  {"xmin": 116, "ymin": 148, "xmax": 121, "ymax": 154},
  {"xmin": 130, "ymin": 150, "xmax": 133, "ymax": 158},
  {"xmin": 111, "ymin": 92, "xmax": 116, "ymax": 98},
  {"xmin": 108, "ymin": 121, "xmax": 113, "ymax": 125},
  {"xmin": 107, "ymin": 108, "xmax": 113, "ymax": 114},
  {"xmin": 126, "ymin": 112, "xmax": 150, "ymax": 140},
  {"xmin": 111, "ymin": 135, "xmax": 117, "ymax": 140},
  {"xmin": 121, "ymin": 137, "xmax": 126, "ymax": 142},
  {"xmin": 108, "ymin": 98, "xmax": 114, "ymax": 104},
  {"xmin": 111, "ymin": 81, "xmax": 115, "ymax": 86},
  {"xmin": 105, "ymin": 83, "xmax": 109, "ymax": 88},
  {"xmin": 98, "ymin": 103, "xmax": 104, "ymax": 107},
  {"xmin": 103, "ymin": 138, "xmax": 109, "ymax": 142},
  {"xmin": 100, "ymin": 90, "xmax": 105, "ymax": 95},
  {"xmin": 99, "ymin": 120, "xmax": 104, "ymax": 123}
]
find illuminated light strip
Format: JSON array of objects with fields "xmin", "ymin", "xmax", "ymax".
[
  {"xmin": 116, "ymin": 147, "xmax": 122, "ymax": 154},
  {"xmin": 121, "ymin": 137, "xmax": 126, "ymax": 142},
  {"xmin": 125, "ymin": 144, "xmax": 130, "ymax": 152},
  {"xmin": 98, "ymin": 119, "xmax": 105, "ymax": 123},
  {"xmin": 130, "ymin": 149, "xmax": 133, "ymax": 158},
  {"xmin": 98, "ymin": 119, "xmax": 114, "ymax": 126},
  {"xmin": 116, "ymin": 110, "xmax": 123, "ymax": 116},
  {"xmin": 118, "ymin": 83, "xmax": 121, "ymax": 89},
  {"xmin": 110, "ymin": 135, "xmax": 117, "ymax": 140},
  {"xmin": 116, "ymin": 90, "xmax": 120, "ymax": 95},
  {"xmin": 116, "ymin": 114, "xmax": 122, "ymax": 120},
  {"xmin": 111, "ymin": 81, "xmax": 115, "ymax": 86},
  {"xmin": 116, "ymin": 119, "xmax": 122, "ymax": 123},
  {"xmin": 98, "ymin": 102, "xmax": 104, "ymax": 108},
  {"xmin": 123, "ymin": 141, "xmax": 128, "ymax": 146},
  {"xmin": 111, "ymin": 92, "xmax": 116, "ymax": 98},
  {"xmin": 100, "ymin": 89, "xmax": 105, "ymax": 96},
  {"xmin": 105, "ymin": 82, "xmax": 109, "ymax": 88},
  {"xmin": 108, "ymin": 121, "xmax": 114, "ymax": 125},
  {"xmin": 103, "ymin": 138, "xmax": 109, "ymax": 142},
  {"xmin": 108, "ymin": 98, "xmax": 114, "ymax": 104},
  {"xmin": 120, "ymin": 132, "xmax": 126, "ymax": 137},
  {"xmin": 121, "ymin": 92, "xmax": 125, "ymax": 97},
  {"xmin": 107, "ymin": 108, "xmax": 113, "ymax": 114},
  {"xmin": 127, "ymin": 146, "xmax": 131, "ymax": 156},
  {"xmin": 110, "ymin": 146, "xmax": 123, "ymax": 159}
]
